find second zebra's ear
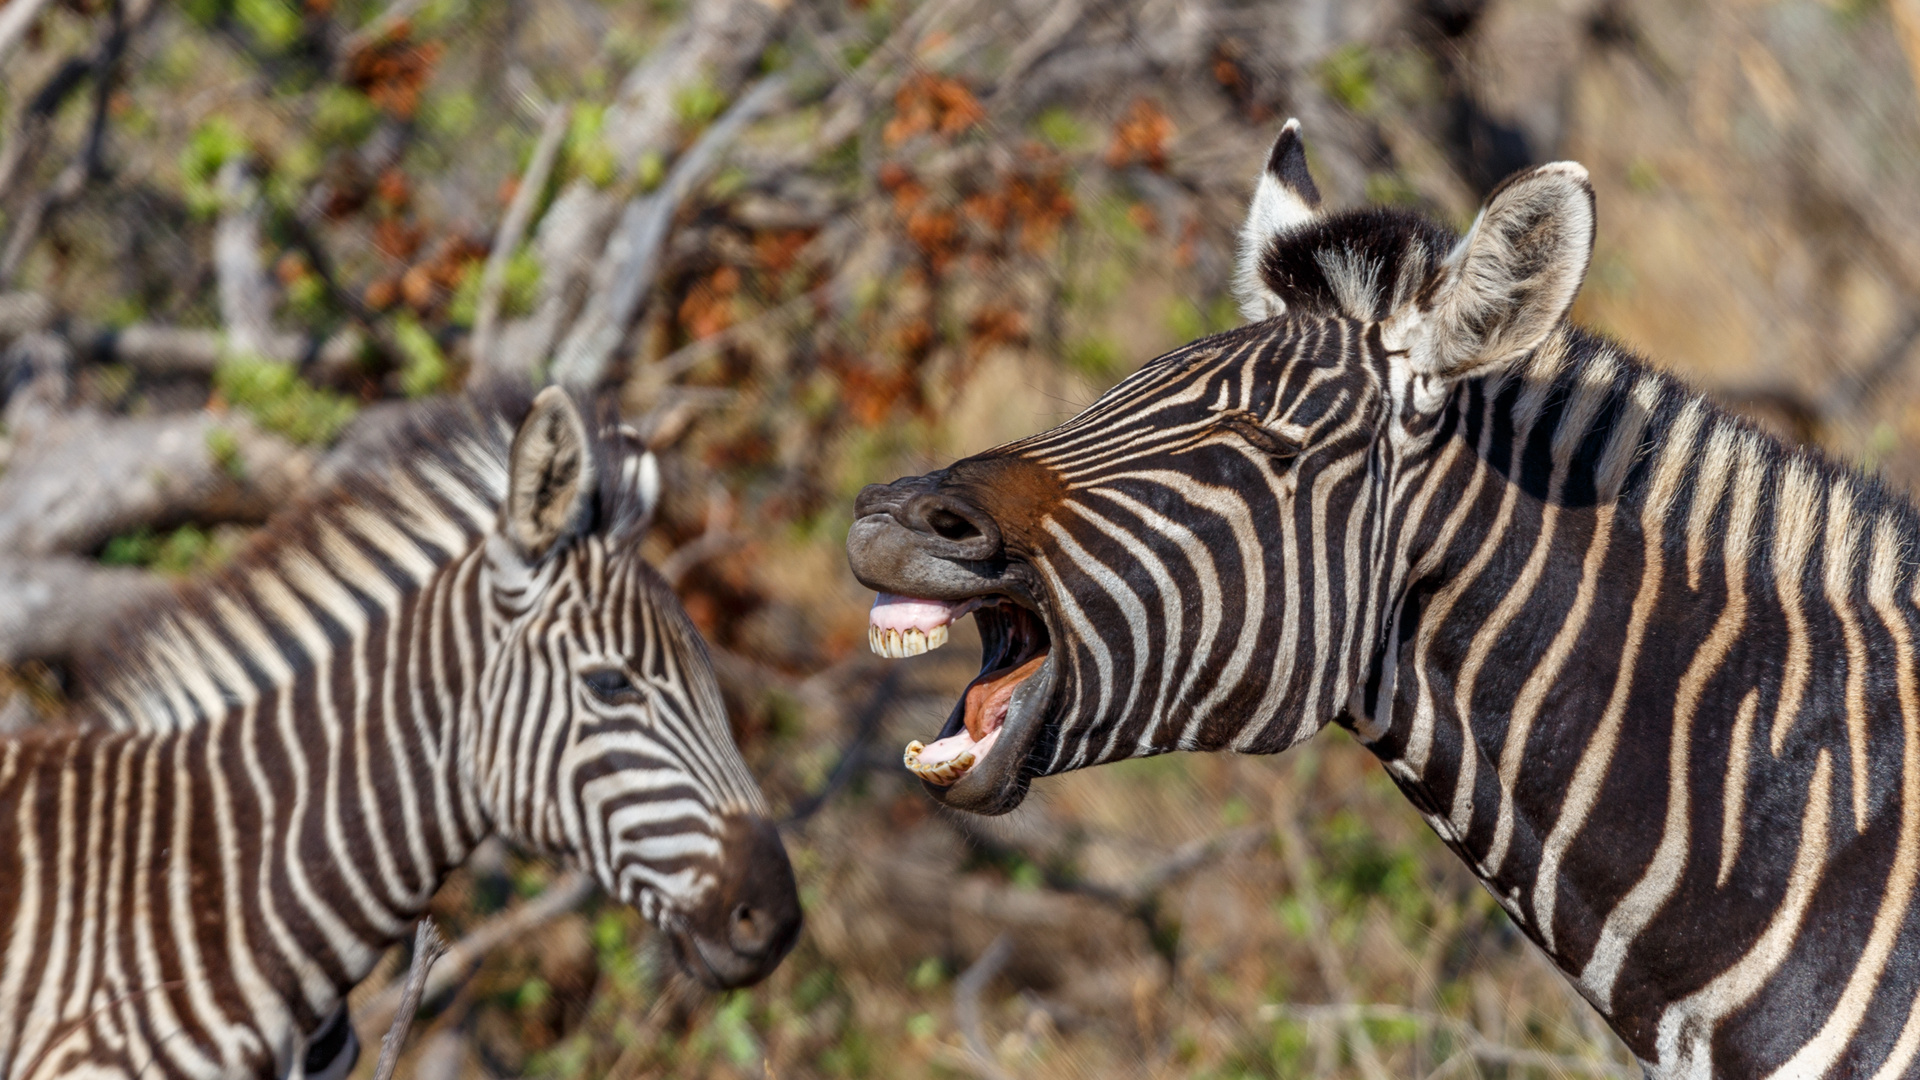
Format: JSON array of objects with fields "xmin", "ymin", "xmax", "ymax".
[
  {"xmin": 1386, "ymin": 162, "xmax": 1594, "ymax": 393},
  {"xmin": 505, "ymin": 386, "xmax": 597, "ymax": 561},
  {"xmin": 1233, "ymin": 119, "xmax": 1325, "ymax": 322},
  {"xmin": 609, "ymin": 423, "xmax": 663, "ymax": 538}
]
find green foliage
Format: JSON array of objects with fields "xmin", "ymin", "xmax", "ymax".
[
  {"xmin": 706, "ymin": 993, "xmax": 761, "ymax": 1067},
  {"xmin": 1321, "ymin": 43, "xmax": 1377, "ymax": 113},
  {"xmin": 215, "ymin": 355, "xmax": 358, "ymax": 445},
  {"xmin": 205, "ymin": 426, "xmax": 246, "ymax": 480},
  {"xmin": 904, "ymin": 1012, "xmax": 936, "ymax": 1039},
  {"xmin": 313, "ymin": 87, "xmax": 379, "ymax": 147},
  {"xmin": 908, "ymin": 957, "xmax": 945, "ymax": 990},
  {"xmin": 234, "ymin": 0, "xmax": 302, "ymax": 50},
  {"xmin": 392, "ymin": 313, "xmax": 451, "ymax": 398},
  {"xmin": 1034, "ymin": 107, "xmax": 1089, "ymax": 150},
  {"xmin": 423, "ymin": 90, "xmax": 479, "ymax": 139},
  {"xmin": 564, "ymin": 104, "xmax": 617, "ymax": 188},
  {"xmin": 1064, "ymin": 335, "xmax": 1125, "ymax": 380},
  {"xmin": 1363, "ymin": 170, "xmax": 1421, "ymax": 207},
  {"xmin": 1164, "ymin": 295, "xmax": 1240, "ymax": 343},
  {"xmin": 1627, "ymin": 157, "xmax": 1663, "ymax": 193},
  {"xmin": 100, "ymin": 525, "xmax": 233, "ymax": 576},
  {"xmin": 449, "ymin": 248, "xmax": 542, "ymax": 326},
  {"xmin": 179, "ymin": 119, "xmax": 250, "ymax": 217},
  {"xmin": 675, "ymin": 78, "xmax": 727, "ymax": 129}
]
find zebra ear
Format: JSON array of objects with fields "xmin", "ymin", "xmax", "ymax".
[
  {"xmin": 505, "ymin": 386, "xmax": 597, "ymax": 561},
  {"xmin": 611, "ymin": 423, "xmax": 663, "ymax": 536},
  {"xmin": 1233, "ymin": 119, "xmax": 1324, "ymax": 322},
  {"xmin": 1392, "ymin": 162, "xmax": 1594, "ymax": 385}
]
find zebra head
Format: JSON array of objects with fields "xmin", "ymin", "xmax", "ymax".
[
  {"xmin": 848, "ymin": 122, "xmax": 1594, "ymax": 815},
  {"xmin": 478, "ymin": 387, "xmax": 801, "ymax": 987}
]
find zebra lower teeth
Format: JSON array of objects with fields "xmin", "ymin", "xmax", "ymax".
[
  {"xmin": 869, "ymin": 624, "xmax": 949, "ymax": 658},
  {"xmin": 903, "ymin": 739, "xmax": 975, "ymax": 784}
]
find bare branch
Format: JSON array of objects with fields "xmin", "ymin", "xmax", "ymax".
[
  {"xmin": 0, "ymin": 293, "xmax": 55, "ymax": 342},
  {"xmin": 370, "ymin": 919, "xmax": 449, "ymax": 1080},
  {"xmin": 0, "ymin": 554, "xmax": 169, "ymax": 666},
  {"xmin": 0, "ymin": 0, "xmax": 59, "ymax": 74},
  {"xmin": 214, "ymin": 159, "xmax": 274, "ymax": 360},
  {"xmin": 352, "ymin": 871, "xmax": 597, "ymax": 1038},
  {"xmin": 494, "ymin": 0, "xmax": 780, "ymax": 375},
  {"xmin": 470, "ymin": 103, "xmax": 571, "ymax": 379},
  {"xmin": 549, "ymin": 75, "xmax": 789, "ymax": 389},
  {"xmin": 0, "ymin": 411, "xmax": 313, "ymax": 558},
  {"xmin": 948, "ymin": 934, "xmax": 1015, "ymax": 1080}
]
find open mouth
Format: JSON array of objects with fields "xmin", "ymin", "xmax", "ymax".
[{"xmin": 868, "ymin": 592, "xmax": 1054, "ymax": 791}]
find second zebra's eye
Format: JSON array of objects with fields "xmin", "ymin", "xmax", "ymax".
[{"xmin": 582, "ymin": 667, "xmax": 641, "ymax": 703}]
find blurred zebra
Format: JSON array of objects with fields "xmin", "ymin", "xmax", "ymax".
[
  {"xmin": 0, "ymin": 386, "xmax": 800, "ymax": 1080},
  {"xmin": 849, "ymin": 121, "xmax": 1920, "ymax": 1077}
]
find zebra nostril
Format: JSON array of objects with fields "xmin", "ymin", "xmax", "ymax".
[
  {"xmin": 729, "ymin": 902, "xmax": 773, "ymax": 956},
  {"xmin": 928, "ymin": 508, "xmax": 981, "ymax": 541}
]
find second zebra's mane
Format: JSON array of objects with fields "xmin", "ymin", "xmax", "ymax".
[{"xmin": 74, "ymin": 383, "xmax": 655, "ymax": 730}]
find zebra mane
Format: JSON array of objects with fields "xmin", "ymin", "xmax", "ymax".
[
  {"xmin": 1253, "ymin": 206, "xmax": 1457, "ymax": 323},
  {"xmin": 72, "ymin": 382, "xmax": 654, "ymax": 725}
]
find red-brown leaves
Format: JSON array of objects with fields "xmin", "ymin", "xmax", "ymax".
[
  {"xmin": 883, "ymin": 73, "xmax": 985, "ymax": 146},
  {"xmin": 678, "ymin": 266, "xmax": 742, "ymax": 341},
  {"xmin": 1105, "ymin": 97, "xmax": 1174, "ymax": 170},
  {"xmin": 345, "ymin": 24, "xmax": 442, "ymax": 120}
]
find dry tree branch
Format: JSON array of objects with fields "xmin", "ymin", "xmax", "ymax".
[
  {"xmin": 549, "ymin": 75, "xmax": 789, "ymax": 389},
  {"xmin": 0, "ymin": 0, "xmax": 59, "ymax": 74},
  {"xmin": 214, "ymin": 159, "xmax": 275, "ymax": 361},
  {"xmin": 352, "ymin": 871, "xmax": 597, "ymax": 1039},
  {"xmin": 941, "ymin": 934, "xmax": 1016, "ymax": 1080},
  {"xmin": 495, "ymin": 0, "xmax": 779, "ymax": 376},
  {"xmin": 0, "ymin": 0, "xmax": 141, "ymax": 288},
  {"xmin": 470, "ymin": 103, "xmax": 572, "ymax": 379},
  {"xmin": 369, "ymin": 919, "xmax": 450, "ymax": 1080}
]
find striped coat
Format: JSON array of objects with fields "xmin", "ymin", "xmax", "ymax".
[
  {"xmin": 0, "ymin": 387, "xmax": 799, "ymax": 1079},
  {"xmin": 848, "ymin": 121, "xmax": 1920, "ymax": 1077}
]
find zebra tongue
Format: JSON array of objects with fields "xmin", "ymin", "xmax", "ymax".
[{"xmin": 962, "ymin": 653, "xmax": 1048, "ymax": 741}]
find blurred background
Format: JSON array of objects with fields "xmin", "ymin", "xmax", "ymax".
[{"xmin": 1, "ymin": 0, "xmax": 1918, "ymax": 1076}]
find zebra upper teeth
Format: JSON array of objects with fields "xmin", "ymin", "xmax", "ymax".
[{"xmin": 868, "ymin": 624, "xmax": 949, "ymax": 658}]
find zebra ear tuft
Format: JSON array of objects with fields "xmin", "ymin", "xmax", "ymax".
[
  {"xmin": 1394, "ymin": 161, "xmax": 1594, "ymax": 383},
  {"xmin": 1234, "ymin": 119, "xmax": 1324, "ymax": 323},
  {"xmin": 505, "ymin": 386, "xmax": 597, "ymax": 561}
]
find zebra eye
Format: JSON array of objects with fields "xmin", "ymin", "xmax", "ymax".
[
  {"xmin": 582, "ymin": 666, "xmax": 641, "ymax": 703},
  {"xmin": 1214, "ymin": 412, "xmax": 1300, "ymax": 462}
]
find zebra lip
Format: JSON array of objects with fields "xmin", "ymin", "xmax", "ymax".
[{"xmin": 903, "ymin": 600, "xmax": 1055, "ymax": 810}]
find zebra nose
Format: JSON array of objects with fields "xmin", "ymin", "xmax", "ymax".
[
  {"xmin": 697, "ymin": 815, "xmax": 801, "ymax": 985},
  {"xmin": 853, "ymin": 472, "xmax": 1005, "ymax": 561}
]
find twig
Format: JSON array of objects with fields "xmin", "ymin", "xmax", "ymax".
[
  {"xmin": 0, "ymin": 0, "xmax": 134, "ymax": 287},
  {"xmin": 549, "ymin": 75, "xmax": 789, "ymax": 389},
  {"xmin": 990, "ymin": 0, "xmax": 1084, "ymax": 94},
  {"xmin": 370, "ymin": 919, "xmax": 449, "ymax": 1080},
  {"xmin": 353, "ymin": 870, "xmax": 597, "ymax": 1037},
  {"xmin": 949, "ymin": 934, "xmax": 1015, "ymax": 1080},
  {"xmin": 470, "ymin": 103, "xmax": 571, "ymax": 378},
  {"xmin": 0, "ymin": 0, "xmax": 58, "ymax": 74},
  {"xmin": 781, "ymin": 669, "xmax": 903, "ymax": 825},
  {"xmin": 1273, "ymin": 810, "xmax": 1394, "ymax": 1080}
]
